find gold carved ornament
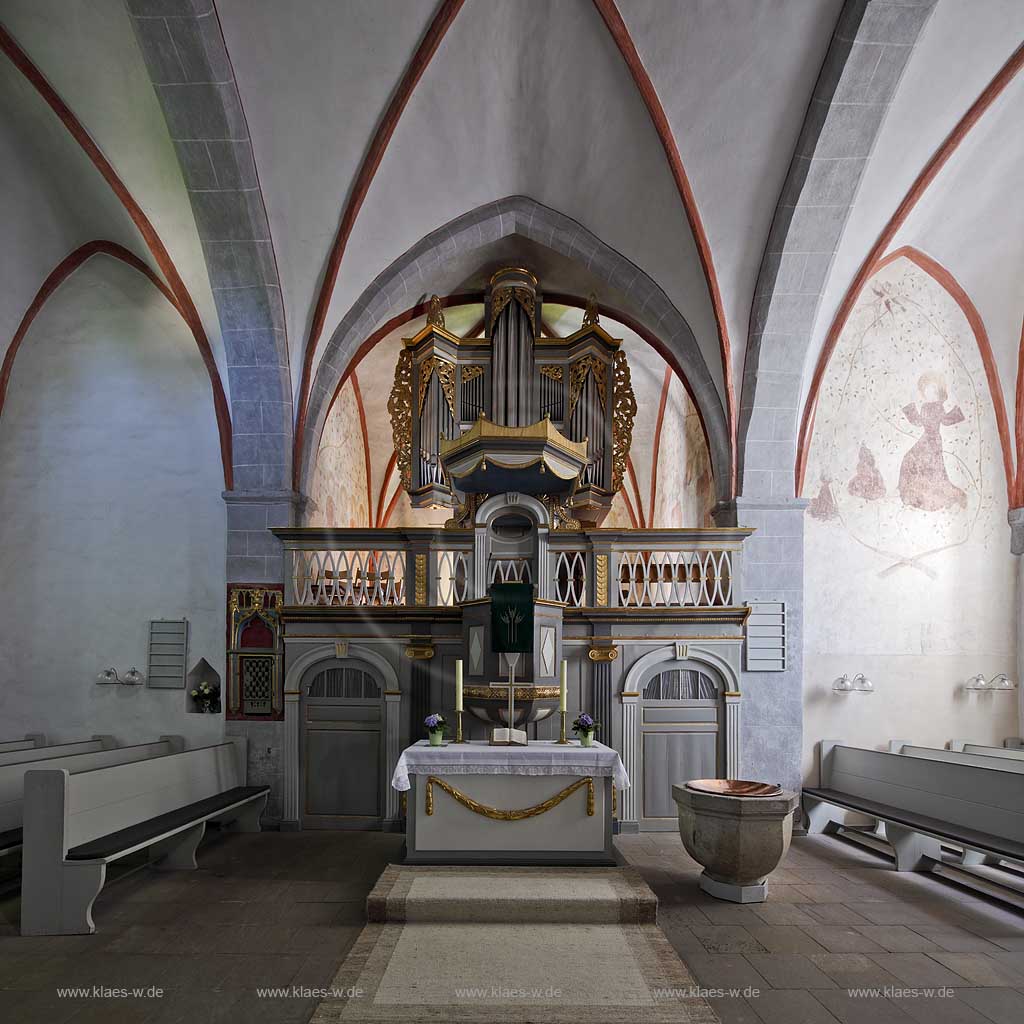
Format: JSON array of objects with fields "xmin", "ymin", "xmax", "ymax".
[
  {"xmin": 539, "ymin": 365, "xmax": 563, "ymax": 383},
  {"xmin": 595, "ymin": 554, "xmax": 609, "ymax": 607},
  {"xmin": 424, "ymin": 775, "xmax": 594, "ymax": 819},
  {"xmin": 414, "ymin": 554, "xmax": 427, "ymax": 606},
  {"xmin": 417, "ymin": 357, "xmax": 457, "ymax": 420},
  {"xmin": 567, "ymin": 355, "xmax": 607, "ymax": 418},
  {"xmin": 426, "ymin": 294, "xmax": 445, "ymax": 329},
  {"xmin": 588, "ymin": 646, "xmax": 619, "ymax": 663},
  {"xmin": 582, "ymin": 293, "xmax": 600, "ymax": 327},
  {"xmin": 611, "ymin": 351, "xmax": 637, "ymax": 492},
  {"xmin": 388, "ymin": 349, "xmax": 414, "ymax": 488},
  {"xmin": 489, "ymin": 286, "xmax": 536, "ymax": 332},
  {"xmin": 461, "ymin": 365, "xmax": 484, "ymax": 383}
]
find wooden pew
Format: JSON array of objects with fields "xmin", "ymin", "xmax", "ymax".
[
  {"xmin": 949, "ymin": 741, "xmax": 1024, "ymax": 762},
  {"xmin": 0, "ymin": 735, "xmax": 46, "ymax": 754},
  {"xmin": 0, "ymin": 737, "xmax": 184, "ymax": 858},
  {"xmin": 888, "ymin": 742, "xmax": 1024, "ymax": 867},
  {"xmin": 803, "ymin": 741, "xmax": 1024, "ymax": 872},
  {"xmin": 21, "ymin": 739, "xmax": 269, "ymax": 935},
  {"xmin": 0, "ymin": 736, "xmax": 117, "ymax": 768}
]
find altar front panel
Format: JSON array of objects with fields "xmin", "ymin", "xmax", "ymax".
[{"xmin": 406, "ymin": 772, "xmax": 614, "ymax": 865}]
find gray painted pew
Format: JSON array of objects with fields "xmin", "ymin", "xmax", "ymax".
[
  {"xmin": 0, "ymin": 736, "xmax": 117, "ymax": 768},
  {"xmin": 888, "ymin": 742, "xmax": 1024, "ymax": 867},
  {"xmin": 0, "ymin": 735, "xmax": 46, "ymax": 754},
  {"xmin": 950, "ymin": 741, "xmax": 1024, "ymax": 762},
  {"xmin": 21, "ymin": 739, "xmax": 269, "ymax": 935},
  {"xmin": 0, "ymin": 737, "xmax": 184, "ymax": 857},
  {"xmin": 803, "ymin": 741, "xmax": 1024, "ymax": 872}
]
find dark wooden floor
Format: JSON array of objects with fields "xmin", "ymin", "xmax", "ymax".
[{"xmin": 0, "ymin": 828, "xmax": 1022, "ymax": 1023}]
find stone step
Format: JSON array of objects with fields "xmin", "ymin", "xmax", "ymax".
[{"xmin": 367, "ymin": 865, "xmax": 657, "ymax": 923}]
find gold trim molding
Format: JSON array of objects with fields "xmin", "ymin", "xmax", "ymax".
[
  {"xmin": 464, "ymin": 685, "xmax": 560, "ymax": 700},
  {"xmin": 424, "ymin": 775, "xmax": 594, "ymax": 819},
  {"xmin": 587, "ymin": 646, "xmax": 619, "ymax": 663}
]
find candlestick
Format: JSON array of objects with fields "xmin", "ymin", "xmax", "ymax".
[
  {"xmin": 559, "ymin": 659, "xmax": 567, "ymax": 713},
  {"xmin": 455, "ymin": 659, "xmax": 463, "ymax": 712},
  {"xmin": 556, "ymin": 708, "xmax": 570, "ymax": 744},
  {"xmin": 452, "ymin": 709, "xmax": 466, "ymax": 743}
]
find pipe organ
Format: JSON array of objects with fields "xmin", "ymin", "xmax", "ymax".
[{"xmin": 388, "ymin": 268, "xmax": 637, "ymax": 528}]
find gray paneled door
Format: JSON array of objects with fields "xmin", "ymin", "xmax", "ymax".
[
  {"xmin": 638, "ymin": 668, "xmax": 722, "ymax": 831},
  {"xmin": 301, "ymin": 662, "xmax": 384, "ymax": 830}
]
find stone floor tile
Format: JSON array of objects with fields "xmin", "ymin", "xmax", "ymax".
[
  {"xmin": 812, "ymin": 989, "xmax": 917, "ymax": 1024},
  {"xmin": 886, "ymin": 993, "xmax": 991, "ymax": 1024},
  {"xmin": 954, "ymin": 986, "xmax": 1024, "ymax": 1024},
  {"xmin": 744, "ymin": 953, "xmax": 838, "ymax": 989},
  {"xmin": 213, "ymin": 953, "xmax": 305, "ymax": 992},
  {"xmin": 804, "ymin": 903, "xmax": 875, "ymax": 926},
  {"xmin": 691, "ymin": 925, "xmax": 768, "ymax": 953},
  {"xmin": 702, "ymin": 903, "xmax": 763, "ymax": 925},
  {"xmin": 747, "ymin": 988, "xmax": 839, "ymax": 1023},
  {"xmin": 749, "ymin": 903, "xmax": 821, "ymax": 927},
  {"xmin": 680, "ymin": 952, "xmax": 770, "ymax": 991},
  {"xmin": 803, "ymin": 925, "xmax": 887, "ymax": 953},
  {"xmin": 659, "ymin": 920, "xmax": 707, "ymax": 954},
  {"xmin": 853, "ymin": 926, "xmax": 941, "ymax": 952},
  {"xmin": 870, "ymin": 952, "xmax": 973, "ymax": 987},
  {"xmin": 927, "ymin": 953, "xmax": 1024, "ymax": 987},
  {"xmin": 807, "ymin": 953, "xmax": 901, "ymax": 988},
  {"xmin": 911, "ymin": 928, "xmax": 1007, "ymax": 953},
  {"xmin": 744, "ymin": 925, "xmax": 830, "ymax": 954},
  {"xmin": 989, "ymin": 935, "xmax": 1024, "ymax": 951},
  {"xmin": 705, "ymin": 994, "xmax": 763, "ymax": 1023}
]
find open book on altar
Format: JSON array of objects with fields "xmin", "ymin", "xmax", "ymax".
[{"xmin": 488, "ymin": 726, "xmax": 528, "ymax": 747}]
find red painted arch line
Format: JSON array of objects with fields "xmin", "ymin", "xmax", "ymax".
[
  {"xmin": 797, "ymin": 41, "xmax": 1024, "ymax": 504},
  {"xmin": 0, "ymin": 241, "xmax": 205, "ymax": 423},
  {"xmin": 294, "ymin": 0, "xmax": 738, "ymax": 493},
  {"xmin": 797, "ymin": 245, "xmax": 1015, "ymax": 506},
  {"xmin": 0, "ymin": 25, "xmax": 233, "ymax": 487}
]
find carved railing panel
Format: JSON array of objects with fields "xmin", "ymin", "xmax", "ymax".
[
  {"xmin": 293, "ymin": 549, "xmax": 407, "ymax": 607},
  {"xmin": 617, "ymin": 550, "xmax": 732, "ymax": 607}
]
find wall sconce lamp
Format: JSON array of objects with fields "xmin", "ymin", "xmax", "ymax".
[
  {"xmin": 96, "ymin": 667, "xmax": 145, "ymax": 686},
  {"xmin": 833, "ymin": 672, "xmax": 874, "ymax": 694},
  {"xmin": 965, "ymin": 673, "xmax": 1017, "ymax": 692}
]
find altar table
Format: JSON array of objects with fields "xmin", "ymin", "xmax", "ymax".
[{"xmin": 392, "ymin": 740, "xmax": 629, "ymax": 865}]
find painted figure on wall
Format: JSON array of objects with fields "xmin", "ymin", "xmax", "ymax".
[
  {"xmin": 848, "ymin": 445, "xmax": 884, "ymax": 501},
  {"xmin": 898, "ymin": 373, "xmax": 967, "ymax": 511},
  {"xmin": 803, "ymin": 255, "xmax": 998, "ymax": 582}
]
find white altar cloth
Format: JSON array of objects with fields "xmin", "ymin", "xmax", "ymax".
[{"xmin": 391, "ymin": 739, "xmax": 630, "ymax": 792}]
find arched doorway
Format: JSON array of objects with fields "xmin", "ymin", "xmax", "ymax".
[{"xmin": 300, "ymin": 658, "xmax": 385, "ymax": 829}]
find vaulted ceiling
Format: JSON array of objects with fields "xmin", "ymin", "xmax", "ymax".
[{"xmin": 1, "ymin": 0, "xmax": 1021, "ymax": 502}]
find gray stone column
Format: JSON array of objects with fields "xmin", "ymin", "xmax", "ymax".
[
  {"xmin": 716, "ymin": 498, "xmax": 807, "ymax": 792},
  {"xmin": 1009, "ymin": 509, "xmax": 1024, "ymax": 740}
]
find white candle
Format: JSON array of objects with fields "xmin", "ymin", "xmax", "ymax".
[
  {"xmin": 559, "ymin": 660, "xmax": 567, "ymax": 712},
  {"xmin": 455, "ymin": 659, "xmax": 463, "ymax": 712}
]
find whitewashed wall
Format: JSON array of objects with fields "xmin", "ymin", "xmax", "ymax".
[
  {"xmin": 0, "ymin": 257, "xmax": 225, "ymax": 747},
  {"xmin": 802, "ymin": 256, "xmax": 1018, "ymax": 782}
]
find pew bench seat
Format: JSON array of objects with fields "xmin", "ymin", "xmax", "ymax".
[
  {"xmin": 803, "ymin": 786, "xmax": 1024, "ymax": 865},
  {"xmin": 66, "ymin": 785, "xmax": 269, "ymax": 862},
  {"xmin": 0, "ymin": 826, "xmax": 22, "ymax": 856}
]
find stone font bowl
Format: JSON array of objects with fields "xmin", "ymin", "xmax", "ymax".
[{"xmin": 672, "ymin": 779, "xmax": 799, "ymax": 903}]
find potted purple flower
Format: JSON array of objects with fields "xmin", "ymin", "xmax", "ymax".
[
  {"xmin": 424, "ymin": 712, "xmax": 447, "ymax": 747},
  {"xmin": 572, "ymin": 713, "xmax": 599, "ymax": 747}
]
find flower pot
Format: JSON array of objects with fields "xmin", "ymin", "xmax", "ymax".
[
  {"xmin": 579, "ymin": 730, "xmax": 595, "ymax": 748},
  {"xmin": 428, "ymin": 730, "xmax": 444, "ymax": 747}
]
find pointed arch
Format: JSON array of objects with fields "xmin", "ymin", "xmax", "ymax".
[
  {"xmin": 294, "ymin": 0, "xmax": 466, "ymax": 471},
  {"xmin": 798, "ymin": 41, "xmax": 1024, "ymax": 500},
  {"xmin": 0, "ymin": 243, "xmax": 231, "ymax": 492},
  {"xmin": 797, "ymin": 245, "xmax": 1015, "ymax": 505},
  {"xmin": 0, "ymin": 26, "xmax": 233, "ymax": 487},
  {"xmin": 591, "ymin": 0, "xmax": 736, "ymax": 473}
]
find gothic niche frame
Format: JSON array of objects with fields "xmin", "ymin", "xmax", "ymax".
[{"xmin": 226, "ymin": 585, "xmax": 284, "ymax": 721}]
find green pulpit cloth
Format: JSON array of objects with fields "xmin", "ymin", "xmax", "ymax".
[{"xmin": 489, "ymin": 583, "xmax": 533, "ymax": 653}]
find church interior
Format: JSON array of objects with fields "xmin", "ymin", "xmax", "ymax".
[{"xmin": 1, "ymin": 1, "xmax": 1022, "ymax": 1022}]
